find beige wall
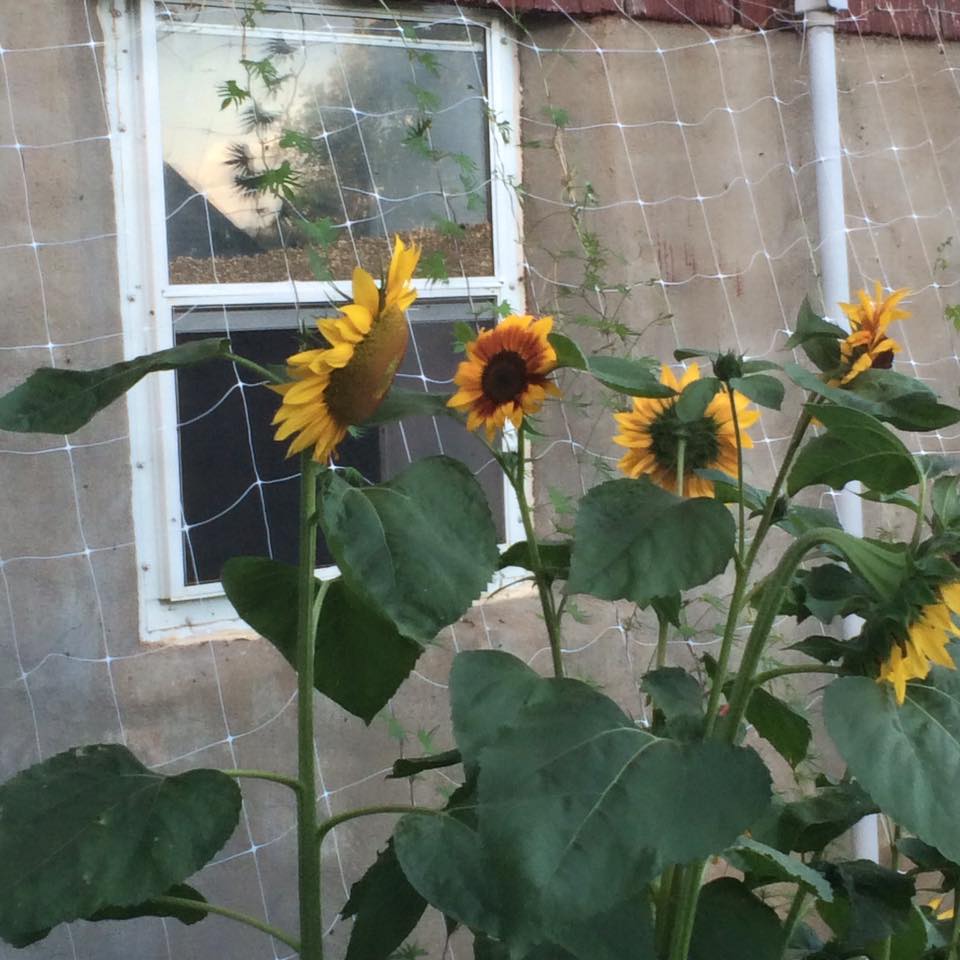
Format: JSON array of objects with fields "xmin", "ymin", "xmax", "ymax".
[{"xmin": 1, "ymin": 3, "xmax": 959, "ymax": 959}]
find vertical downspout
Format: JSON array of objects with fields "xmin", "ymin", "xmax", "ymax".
[{"xmin": 804, "ymin": 4, "xmax": 880, "ymax": 863}]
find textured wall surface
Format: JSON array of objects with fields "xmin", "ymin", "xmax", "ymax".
[{"xmin": 1, "ymin": 3, "xmax": 960, "ymax": 959}]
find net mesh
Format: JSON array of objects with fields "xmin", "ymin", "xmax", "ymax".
[{"xmin": 1, "ymin": 1, "xmax": 960, "ymax": 957}]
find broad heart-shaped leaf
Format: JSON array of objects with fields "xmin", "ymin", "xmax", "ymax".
[
  {"xmin": 0, "ymin": 338, "xmax": 231, "ymax": 434},
  {"xmin": 788, "ymin": 404, "xmax": 919, "ymax": 496},
  {"xmin": 824, "ymin": 670, "xmax": 960, "ymax": 864},
  {"xmin": 362, "ymin": 386, "xmax": 455, "ymax": 425},
  {"xmin": 688, "ymin": 878, "xmax": 783, "ymax": 960},
  {"xmin": 318, "ymin": 456, "xmax": 499, "ymax": 641},
  {"xmin": 341, "ymin": 841, "xmax": 426, "ymax": 960},
  {"xmin": 724, "ymin": 838, "xmax": 833, "ymax": 902},
  {"xmin": 476, "ymin": 678, "xmax": 772, "ymax": 928},
  {"xmin": 585, "ymin": 355, "xmax": 674, "ymax": 397},
  {"xmin": 450, "ymin": 650, "xmax": 541, "ymax": 768},
  {"xmin": 567, "ymin": 478, "xmax": 736, "ymax": 607},
  {"xmin": 221, "ymin": 557, "xmax": 422, "ymax": 723},
  {"xmin": 744, "ymin": 687, "xmax": 812, "ymax": 768},
  {"xmin": 785, "ymin": 362, "xmax": 960, "ymax": 432},
  {"xmin": 0, "ymin": 744, "xmax": 240, "ymax": 944}
]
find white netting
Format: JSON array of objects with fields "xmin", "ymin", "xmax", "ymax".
[{"xmin": 2, "ymin": 1, "xmax": 960, "ymax": 958}]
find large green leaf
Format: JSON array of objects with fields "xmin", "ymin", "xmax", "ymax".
[
  {"xmin": 785, "ymin": 363, "xmax": 960, "ymax": 432},
  {"xmin": 730, "ymin": 373, "xmax": 784, "ymax": 411},
  {"xmin": 362, "ymin": 387, "xmax": 455, "ymax": 425},
  {"xmin": 824, "ymin": 671, "xmax": 960, "ymax": 863},
  {"xmin": 0, "ymin": 744, "xmax": 240, "ymax": 944},
  {"xmin": 788, "ymin": 405, "xmax": 919, "ymax": 496},
  {"xmin": 317, "ymin": 457, "xmax": 499, "ymax": 641},
  {"xmin": 780, "ymin": 781, "xmax": 879, "ymax": 854},
  {"xmin": 724, "ymin": 838, "xmax": 833, "ymax": 902},
  {"xmin": 393, "ymin": 813, "xmax": 503, "ymax": 938},
  {"xmin": 450, "ymin": 650, "xmax": 542, "ymax": 768},
  {"xmin": 783, "ymin": 298, "xmax": 844, "ymax": 372},
  {"xmin": 476, "ymin": 678, "xmax": 771, "ymax": 926},
  {"xmin": 341, "ymin": 841, "xmax": 426, "ymax": 960},
  {"xmin": 688, "ymin": 878, "xmax": 783, "ymax": 960},
  {"xmin": 0, "ymin": 339, "xmax": 231, "ymax": 434},
  {"xmin": 548, "ymin": 332, "xmax": 587, "ymax": 370},
  {"xmin": 221, "ymin": 557, "xmax": 422, "ymax": 723},
  {"xmin": 567, "ymin": 478, "xmax": 736, "ymax": 607},
  {"xmin": 586, "ymin": 355, "xmax": 674, "ymax": 397},
  {"xmin": 745, "ymin": 687, "xmax": 812, "ymax": 768}
]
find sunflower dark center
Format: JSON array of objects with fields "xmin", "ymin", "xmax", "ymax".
[
  {"xmin": 648, "ymin": 405, "xmax": 720, "ymax": 473},
  {"xmin": 481, "ymin": 350, "xmax": 529, "ymax": 404}
]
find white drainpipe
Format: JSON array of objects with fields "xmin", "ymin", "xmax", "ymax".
[{"xmin": 800, "ymin": 0, "xmax": 880, "ymax": 863}]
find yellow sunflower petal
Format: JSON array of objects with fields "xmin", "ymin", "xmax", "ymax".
[{"xmin": 352, "ymin": 266, "xmax": 380, "ymax": 318}]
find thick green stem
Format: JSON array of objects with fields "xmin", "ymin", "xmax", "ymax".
[
  {"xmin": 728, "ymin": 387, "xmax": 746, "ymax": 562},
  {"xmin": 877, "ymin": 823, "xmax": 902, "ymax": 960},
  {"xmin": 779, "ymin": 888, "xmax": 808, "ymax": 959},
  {"xmin": 655, "ymin": 613, "xmax": 670, "ymax": 669},
  {"xmin": 221, "ymin": 769, "xmax": 302, "ymax": 793},
  {"xmin": 151, "ymin": 895, "xmax": 301, "ymax": 953},
  {"xmin": 675, "ymin": 438, "xmax": 687, "ymax": 497},
  {"xmin": 515, "ymin": 427, "xmax": 565, "ymax": 678},
  {"xmin": 655, "ymin": 866, "xmax": 680, "ymax": 958},
  {"xmin": 911, "ymin": 472, "xmax": 927, "ymax": 551},
  {"xmin": 296, "ymin": 456, "xmax": 325, "ymax": 960},
  {"xmin": 317, "ymin": 804, "xmax": 444, "ymax": 845},
  {"xmin": 667, "ymin": 862, "xmax": 704, "ymax": 960}
]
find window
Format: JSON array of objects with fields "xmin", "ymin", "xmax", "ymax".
[{"xmin": 105, "ymin": 0, "xmax": 522, "ymax": 640}]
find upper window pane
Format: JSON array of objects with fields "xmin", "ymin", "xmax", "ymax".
[{"xmin": 157, "ymin": 2, "xmax": 492, "ymax": 284}]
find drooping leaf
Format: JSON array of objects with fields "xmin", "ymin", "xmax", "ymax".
[
  {"xmin": 789, "ymin": 634, "xmax": 849, "ymax": 664},
  {"xmin": 675, "ymin": 377, "xmax": 721, "ymax": 422},
  {"xmin": 548, "ymin": 332, "xmax": 587, "ymax": 370},
  {"xmin": 0, "ymin": 744, "xmax": 240, "ymax": 944},
  {"xmin": 0, "ymin": 339, "xmax": 231, "ymax": 434},
  {"xmin": 586, "ymin": 355, "xmax": 674, "ymax": 397},
  {"xmin": 724, "ymin": 838, "xmax": 833, "ymax": 902},
  {"xmin": 221, "ymin": 558, "xmax": 422, "ymax": 723},
  {"xmin": 819, "ymin": 860, "xmax": 914, "ymax": 950},
  {"xmin": 688, "ymin": 878, "xmax": 783, "ymax": 960},
  {"xmin": 785, "ymin": 363, "xmax": 960, "ymax": 432},
  {"xmin": 450, "ymin": 651, "xmax": 541, "ymax": 768},
  {"xmin": 780, "ymin": 781, "xmax": 879, "ymax": 854},
  {"xmin": 744, "ymin": 687, "xmax": 812, "ymax": 768},
  {"xmin": 788, "ymin": 404, "xmax": 919, "ymax": 496},
  {"xmin": 341, "ymin": 841, "xmax": 427, "ymax": 960},
  {"xmin": 896, "ymin": 837, "xmax": 960, "ymax": 886},
  {"xmin": 567, "ymin": 478, "xmax": 736, "ymax": 607},
  {"xmin": 824, "ymin": 670, "xmax": 960, "ymax": 864},
  {"xmin": 696, "ymin": 469, "xmax": 768, "ymax": 512},
  {"xmin": 824, "ymin": 533, "xmax": 906, "ymax": 597},
  {"xmin": 476, "ymin": 678, "xmax": 772, "ymax": 928},
  {"xmin": 775, "ymin": 505, "xmax": 841, "ymax": 538},
  {"xmin": 363, "ymin": 387, "xmax": 455, "ymax": 425},
  {"xmin": 730, "ymin": 373, "xmax": 785, "ymax": 411},
  {"xmin": 317, "ymin": 457, "xmax": 499, "ymax": 641},
  {"xmin": 932, "ymin": 475, "xmax": 960, "ymax": 532},
  {"xmin": 641, "ymin": 667, "xmax": 704, "ymax": 726},
  {"xmin": 390, "ymin": 748, "xmax": 461, "ymax": 779},
  {"xmin": 498, "ymin": 541, "xmax": 571, "ymax": 582},
  {"xmin": 865, "ymin": 903, "xmax": 929, "ymax": 960},
  {"xmin": 783, "ymin": 298, "xmax": 844, "ymax": 372}
]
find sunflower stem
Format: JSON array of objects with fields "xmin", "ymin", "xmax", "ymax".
[
  {"xmin": 779, "ymin": 888, "xmax": 808, "ymax": 959},
  {"xmin": 675, "ymin": 438, "xmax": 687, "ymax": 497},
  {"xmin": 749, "ymin": 663, "xmax": 842, "ymax": 688},
  {"xmin": 224, "ymin": 350, "xmax": 286, "ymax": 385},
  {"xmin": 655, "ymin": 611, "xmax": 670, "ymax": 669},
  {"xmin": 515, "ymin": 425, "xmax": 564, "ymax": 678},
  {"xmin": 317, "ymin": 804, "xmax": 444, "ymax": 846},
  {"xmin": 911, "ymin": 471, "xmax": 927, "ymax": 551},
  {"xmin": 296, "ymin": 455, "xmax": 325, "ymax": 960},
  {"xmin": 727, "ymin": 387, "xmax": 746, "ymax": 563},
  {"xmin": 947, "ymin": 885, "xmax": 960, "ymax": 960}
]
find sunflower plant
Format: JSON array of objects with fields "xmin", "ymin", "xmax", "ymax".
[{"xmin": 4, "ymin": 273, "xmax": 960, "ymax": 960}]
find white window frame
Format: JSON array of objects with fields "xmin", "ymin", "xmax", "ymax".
[{"xmin": 101, "ymin": 0, "xmax": 524, "ymax": 642}]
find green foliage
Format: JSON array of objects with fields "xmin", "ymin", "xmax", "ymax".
[
  {"xmin": 783, "ymin": 297, "xmax": 844, "ymax": 372},
  {"xmin": 788, "ymin": 404, "xmax": 919, "ymax": 495},
  {"xmin": 221, "ymin": 557, "xmax": 421, "ymax": 723},
  {"xmin": 548, "ymin": 332, "xmax": 588, "ymax": 370},
  {"xmin": 362, "ymin": 387, "xmax": 455, "ymax": 425},
  {"xmin": 675, "ymin": 377, "xmax": 721, "ymax": 422},
  {"xmin": 724, "ymin": 838, "xmax": 833, "ymax": 901},
  {"xmin": 744, "ymin": 687, "xmax": 812, "ymax": 768},
  {"xmin": 825, "ymin": 670, "xmax": 960, "ymax": 863},
  {"xmin": 498, "ymin": 540, "xmax": 571, "ymax": 583},
  {"xmin": 641, "ymin": 667, "xmax": 704, "ymax": 726},
  {"xmin": 688, "ymin": 879, "xmax": 783, "ymax": 960},
  {"xmin": 586, "ymin": 354, "xmax": 673, "ymax": 397},
  {"xmin": 0, "ymin": 339, "xmax": 231, "ymax": 434},
  {"xmin": 0, "ymin": 745, "xmax": 239, "ymax": 945},
  {"xmin": 729, "ymin": 373, "xmax": 785, "ymax": 410},
  {"xmin": 317, "ymin": 457, "xmax": 499, "ymax": 642},
  {"xmin": 341, "ymin": 841, "xmax": 426, "ymax": 960},
  {"xmin": 567, "ymin": 478, "xmax": 736, "ymax": 607}
]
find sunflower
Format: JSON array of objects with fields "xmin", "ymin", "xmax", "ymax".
[
  {"xmin": 612, "ymin": 362, "xmax": 759, "ymax": 498},
  {"xmin": 271, "ymin": 236, "xmax": 420, "ymax": 462},
  {"xmin": 877, "ymin": 582, "xmax": 960, "ymax": 704},
  {"xmin": 837, "ymin": 283, "xmax": 910, "ymax": 385},
  {"xmin": 447, "ymin": 314, "xmax": 561, "ymax": 440}
]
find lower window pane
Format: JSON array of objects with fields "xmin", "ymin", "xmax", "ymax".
[{"xmin": 173, "ymin": 301, "xmax": 504, "ymax": 587}]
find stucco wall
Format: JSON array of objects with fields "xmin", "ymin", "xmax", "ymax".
[{"xmin": 1, "ymin": 3, "xmax": 960, "ymax": 959}]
